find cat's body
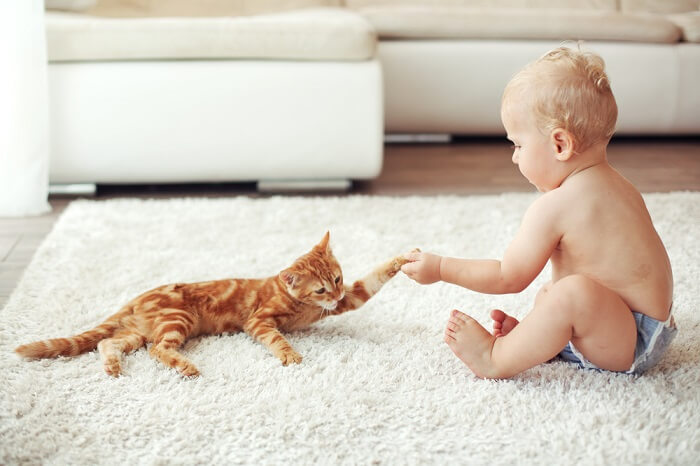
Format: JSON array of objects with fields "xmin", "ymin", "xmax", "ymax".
[{"xmin": 16, "ymin": 232, "xmax": 413, "ymax": 377}]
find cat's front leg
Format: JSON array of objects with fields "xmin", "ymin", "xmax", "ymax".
[
  {"xmin": 244, "ymin": 316, "xmax": 302, "ymax": 365},
  {"xmin": 332, "ymin": 249, "xmax": 419, "ymax": 314}
]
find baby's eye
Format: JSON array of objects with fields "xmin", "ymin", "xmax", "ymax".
[
  {"xmin": 334, "ymin": 276, "xmax": 340, "ymax": 284},
  {"xmin": 315, "ymin": 287, "xmax": 326, "ymax": 294}
]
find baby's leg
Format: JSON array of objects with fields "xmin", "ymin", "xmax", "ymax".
[
  {"xmin": 490, "ymin": 280, "xmax": 552, "ymax": 336},
  {"xmin": 445, "ymin": 274, "xmax": 637, "ymax": 379}
]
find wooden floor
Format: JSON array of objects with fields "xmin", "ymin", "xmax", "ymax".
[{"xmin": 1, "ymin": 137, "xmax": 698, "ymax": 307}]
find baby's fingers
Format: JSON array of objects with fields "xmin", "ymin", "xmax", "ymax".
[
  {"xmin": 403, "ymin": 251, "xmax": 422, "ymax": 262},
  {"xmin": 401, "ymin": 261, "xmax": 418, "ymax": 275}
]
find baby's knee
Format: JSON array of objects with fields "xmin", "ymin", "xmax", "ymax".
[{"xmin": 546, "ymin": 274, "xmax": 603, "ymax": 317}]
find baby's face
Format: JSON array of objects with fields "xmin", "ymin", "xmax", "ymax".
[{"xmin": 501, "ymin": 101, "xmax": 562, "ymax": 192}]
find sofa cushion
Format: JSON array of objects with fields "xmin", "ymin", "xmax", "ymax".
[
  {"xmin": 46, "ymin": 8, "xmax": 376, "ymax": 62},
  {"xmin": 357, "ymin": 6, "xmax": 682, "ymax": 43},
  {"xmin": 620, "ymin": 0, "xmax": 698, "ymax": 14},
  {"xmin": 85, "ymin": 0, "xmax": 342, "ymax": 17},
  {"xmin": 345, "ymin": 0, "xmax": 618, "ymax": 10}
]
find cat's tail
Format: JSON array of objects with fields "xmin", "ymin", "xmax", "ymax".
[{"xmin": 14, "ymin": 307, "xmax": 131, "ymax": 358}]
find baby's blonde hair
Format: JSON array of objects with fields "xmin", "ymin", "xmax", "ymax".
[{"xmin": 502, "ymin": 46, "xmax": 618, "ymax": 152}]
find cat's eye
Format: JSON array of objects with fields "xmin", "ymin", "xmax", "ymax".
[
  {"xmin": 315, "ymin": 287, "xmax": 326, "ymax": 294},
  {"xmin": 334, "ymin": 276, "xmax": 340, "ymax": 284}
]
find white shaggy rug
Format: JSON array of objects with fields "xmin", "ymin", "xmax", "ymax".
[{"xmin": 1, "ymin": 193, "xmax": 699, "ymax": 465}]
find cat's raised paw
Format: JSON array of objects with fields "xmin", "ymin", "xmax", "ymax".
[
  {"xmin": 280, "ymin": 350, "xmax": 303, "ymax": 365},
  {"xmin": 389, "ymin": 248, "xmax": 421, "ymax": 274}
]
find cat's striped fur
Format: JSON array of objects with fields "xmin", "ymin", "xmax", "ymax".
[{"xmin": 15, "ymin": 232, "xmax": 414, "ymax": 377}]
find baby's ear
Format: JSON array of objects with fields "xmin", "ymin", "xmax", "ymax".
[
  {"xmin": 279, "ymin": 270, "xmax": 299, "ymax": 289},
  {"xmin": 551, "ymin": 128, "xmax": 575, "ymax": 161}
]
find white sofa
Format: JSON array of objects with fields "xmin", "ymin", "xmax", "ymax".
[
  {"xmin": 356, "ymin": 0, "xmax": 700, "ymax": 135},
  {"xmin": 44, "ymin": 0, "xmax": 700, "ymax": 188},
  {"xmin": 46, "ymin": 3, "xmax": 383, "ymax": 189}
]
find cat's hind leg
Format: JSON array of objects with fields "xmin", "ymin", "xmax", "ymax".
[
  {"xmin": 97, "ymin": 331, "xmax": 146, "ymax": 377},
  {"xmin": 149, "ymin": 312, "xmax": 200, "ymax": 377}
]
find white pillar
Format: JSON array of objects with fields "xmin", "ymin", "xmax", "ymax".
[{"xmin": 0, "ymin": 1, "xmax": 51, "ymax": 217}]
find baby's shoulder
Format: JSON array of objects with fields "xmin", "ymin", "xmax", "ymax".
[
  {"xmin": 528, "ymin": 188, "xmax": 570, "ymax": 215},
  {"xmin": 522, "ymin": 190, "xmax": 570, "ymax": 229}
]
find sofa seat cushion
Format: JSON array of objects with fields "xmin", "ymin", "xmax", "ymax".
[
  {"xmin": 46, "ymin": 8, "xmax": 376, "ymax": 62},
  {"xmin": 357, "ymin": 6, "xmax": 682, "ymax": 43},
  {"xmin": 620, "ymin": 0, "xmax": 698, "ymax": 14}
]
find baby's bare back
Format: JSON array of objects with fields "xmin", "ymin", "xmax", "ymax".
[{"xmin": 549, "ymin": 164, "xmax": 673, "ymax": 319}]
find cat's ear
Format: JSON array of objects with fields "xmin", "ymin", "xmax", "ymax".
[
  {"xmin": 279, "ymin": 270, "xmax": 299, "ymax": 289},
  {"xmin": 317, "ymin": 231, "xmax": 331, "ymax": 254}
]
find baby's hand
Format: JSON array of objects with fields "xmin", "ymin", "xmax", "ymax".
[
  {"xmin": 389, "ymin": 248, "xmax": 422, "ymax": 275},
  {"xmin": 401, "ymin": 251, "xmax": 442, "ymax": 285}
]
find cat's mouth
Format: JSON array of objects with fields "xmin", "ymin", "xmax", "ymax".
[{"xmin": 322, "ymin": 301, "xmax": 338, "ymax": 311}]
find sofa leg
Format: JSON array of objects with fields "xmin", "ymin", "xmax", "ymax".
[
  {"xmin": 256, "ymin": 180, "xmax": 351, "ymax": 193},
  {"xmin": 49, "ymin": 183, "xmax": 97, "ymax": 196}
]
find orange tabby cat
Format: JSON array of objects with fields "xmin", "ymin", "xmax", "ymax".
[{"xmin": 16, "ymin": 232, "xmax": 414, "ymax": 377}]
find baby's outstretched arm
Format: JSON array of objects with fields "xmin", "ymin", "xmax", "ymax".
[
  {"xmin": 403, "ymin": 253, "xmax": 520, "ymax": 294},
  {"xmin": 403, "ymin": 196, "xmax": 562, "ymax": 294}
]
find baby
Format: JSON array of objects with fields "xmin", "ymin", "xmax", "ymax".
[{"xmin": 401, "ymin": 47, "xmax": 676, "ymax": 379}]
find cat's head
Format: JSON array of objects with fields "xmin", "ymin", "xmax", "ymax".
[{"xmin": 279, "ymin": 231, "xmax": 345, "ymax": 310}]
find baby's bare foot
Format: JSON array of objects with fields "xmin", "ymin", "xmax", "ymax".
[
  {"xmin": 490, "ymin": 309, "xmax": 519, "ymax": 337},
  {"xmin": 444, "ymin": 310, "xmax": 498, "ymax": 379}
]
